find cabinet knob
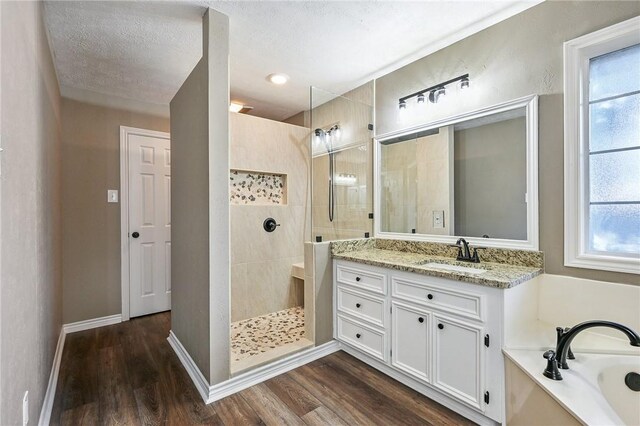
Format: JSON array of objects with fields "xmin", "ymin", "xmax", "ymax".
[
  {"xmin": 438, "ymin": 323, "xmax": 444, "ymax": 330},
  {"xmin": 355, "ymin": 277, "xmax": 361, "ymax": 282},
  {"xmin": 427, "ymin": 294, "xmax": 434, "ymax": 300},
  {"xmin": 356, "ymin": 303, "xmax": 361, "ymax": 308},
  {"xmin": 132, "ymin": 232, "xmax": 140, "ymax": 239},
  {"xmin": 356, "ymin": 333, "xmax": 361, "ymax": 339},
  {"xmin": 418, "ymin": 317, "xmax": 424, "ymax": 323}
]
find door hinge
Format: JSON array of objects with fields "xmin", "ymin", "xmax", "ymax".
[
  {"xmin": 390, "ymin": 349, "xmax": 392, "ymax": 358},
  {"xmin": 390, "ymin": 306, "xmax": 392, "ymax": 313},
  {"xmin": 484, "ymin": 334, "xmax": 490, "ymax": 347},
  {"xmin": 484, "ymin": 391, "xmax": 490, "ymax": 405}
]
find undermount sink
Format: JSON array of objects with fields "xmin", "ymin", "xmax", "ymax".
[{"xmin": 422, "ymin": 262, "xmax": 487, "ymax": 275}]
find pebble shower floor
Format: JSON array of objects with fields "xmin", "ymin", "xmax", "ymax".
[{"xmin": 230, "ymin": 306, "xmax": 305, "ymax": 361}]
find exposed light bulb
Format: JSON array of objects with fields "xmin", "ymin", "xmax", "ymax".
[
  {"xmin": 334, "ymin": 126, "xmax": 341, "ymax": 140},
  {"xmin": 417, "ymin": 93, "xmax": 425, "ymax": 104},
  {"xmin": 399, "ymin": 100, "xmax": 407, "ymax": 110},
  {"xmin": 460, "ymin": 77, "xmax": 470, "ymax": 90}
]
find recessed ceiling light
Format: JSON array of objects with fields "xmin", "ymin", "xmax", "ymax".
[
  {"xmin": 267, "ymin": 73, "xmax": 289, "ymax": 85},
  {"xmin": 229, "ymin": 102, "xmax": 253, "ymax": 114}
]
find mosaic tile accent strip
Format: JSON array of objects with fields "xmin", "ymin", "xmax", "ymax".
[
  {"xmin": 230, "ymin": 306, "xmax": 305, "ymax": 361},
  {"xmin": 230, "ymin": 169, "xmax": 286, "ymax": 205}
]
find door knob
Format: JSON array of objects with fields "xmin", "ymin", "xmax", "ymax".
[{"xmin": 132, "ymin": 232, "xmax": 140, "ymax": 239}]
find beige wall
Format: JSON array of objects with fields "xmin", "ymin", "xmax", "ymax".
[
  {"xmin": 0, "ymin": 1, "xmax": 63, "ymax": 424},
  {"xmin": 61, "ymin": 99, "xmax": 169, "ymax": 323},
  {"xmin": 311, "ymin": 82, "xmax": 374, "ymax": 241},
  {"xmin": 454, "ymin": 117, "xmax": 527, "ymax": 240},
  {"xmin": 375, "ymin": 1, "xmax": 640, "ymax": 284},
  {"xmin": 230, "ymin": 113, "xmax": 310, "ymax": 322},
  {"xmin": 170, "ymin": 8, "xmax": 230, "ymax": 385}
]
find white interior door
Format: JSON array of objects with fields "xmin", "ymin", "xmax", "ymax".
[{"xmin": 128, "ymin": 132, "xmax": 171, "ymax": 318}]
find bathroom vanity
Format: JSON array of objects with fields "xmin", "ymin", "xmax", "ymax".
[{"xmin": 331, "ymin": 239, "xmax": 543, "ymax": 426}]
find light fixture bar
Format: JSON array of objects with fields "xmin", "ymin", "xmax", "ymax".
[{"xmin": 398, "ymin": 73, "xmax": 470, "ymax": 104}]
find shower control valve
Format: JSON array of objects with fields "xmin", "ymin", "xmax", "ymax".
[{"xmin": 263, "ymin": 218, "xmax": 280, "ymax": 233}]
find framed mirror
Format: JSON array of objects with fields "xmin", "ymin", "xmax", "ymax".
[{"xmin": 373, "ymin": 95, "xmax": 538, "ymax": 250}]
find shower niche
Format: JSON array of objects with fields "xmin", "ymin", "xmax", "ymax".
[{"xmin": 230, "ymin": 169, "xmax": 287, "ymax": 205}]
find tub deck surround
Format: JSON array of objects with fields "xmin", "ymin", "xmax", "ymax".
[
  {"xmin": 504, "ymin": 349, "xmax": 640, "ymax": 425},
  {"xmin": 330, "ymin": 239, "xmax": 543, "ymax": 288}
]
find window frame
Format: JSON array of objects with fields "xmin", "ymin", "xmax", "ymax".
[{"xmin": 564, "ymin": 16, "xmax": 640, "ymax": 275}]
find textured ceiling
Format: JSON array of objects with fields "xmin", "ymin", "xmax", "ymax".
[{"xmin": 43, "ymin": 1, "xmax": 540, "ymax": 121}]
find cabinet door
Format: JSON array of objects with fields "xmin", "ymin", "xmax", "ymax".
[
  {"xmin": 433, "ymin": 315, "xmax": 483, "ymax": 410},
  {"xmin": 391, "ymin": 302, "xmax": 430, "ymax": 383}
]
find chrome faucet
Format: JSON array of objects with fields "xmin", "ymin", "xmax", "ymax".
[
  {"xmin": 450, "ymin": 238, "xmax": 482, "ymax": 263},
  {"xmin": 543, "ymin": 320, "xmax": 640, "ymax": 380}
]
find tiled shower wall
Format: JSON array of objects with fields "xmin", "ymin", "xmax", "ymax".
[
  {"xmin": 311, "ymin": 81, "xmax": 374, "ymax": 241},
  {"xmin": 230, "ymin": 113, "xmax": 310, "ymax": 322}
]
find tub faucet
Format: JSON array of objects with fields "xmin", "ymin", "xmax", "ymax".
[{"xmin": 543, "ymin": 320, "xmax": 640, "ymax": 380}]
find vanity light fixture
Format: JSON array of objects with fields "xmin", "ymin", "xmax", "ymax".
[
  {"xmin": 428, "ymin": 87, "xmax": 446, "ymax": 104},
  {"xmin": 398, "ymin": 73, "xmax": 470, "ymax": 110},
  {"xmin": 267, "ymin": 73, "xmax": 289, "ymax": 85},
  {"xmin": 460, "ymin": 76, "xmax": 470, "ymax": 90}
]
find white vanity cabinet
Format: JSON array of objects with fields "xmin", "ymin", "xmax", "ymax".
[{"xmin": 334, "ymin": 260, "xmax": 505, "ymax": 426}]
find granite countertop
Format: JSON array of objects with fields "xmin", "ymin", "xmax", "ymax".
[{"xmin": 333, "ymin": 247, "xmax": 542, "ymax": 289}]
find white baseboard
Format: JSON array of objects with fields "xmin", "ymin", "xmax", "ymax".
[
  {"xmin": 63, "ymin": 314, "xmax": 122, "ymax": 334},
  {"xmin": 207, "ymin": 340, "xmax": 341, "ymax": 403},
  {"xmin": 167, "ymin": 330, "xmax": 341, "ymax": 404},
  {"xmin": 167, "ymin": 330, "xmax": 211, "ymax": 402},
  {"xmin": 38, "ymin": 327, "xmax": 65, "ymax": 426}
]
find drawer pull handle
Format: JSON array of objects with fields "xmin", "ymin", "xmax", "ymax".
[
  {"xmin": 418, "ymin": 317, "xmax": 424, "ymax": 323},
  {"xmin": 427, "ymin": 294, "xmax": 434, "ymax": 300},
  {"xmin": 356, "ymin": 303, "xmax": 361, "ymax": 308},
  {"xmin": 355, "ymin": 277, "xmax": 361, "ymax": 282},
  {"xmin": 438, "ymin": 323, "xmax": 444, "ymax": 330},
  {"xmin": 356, "ymin": 333, "xmax": 362, "ymax": 339}
]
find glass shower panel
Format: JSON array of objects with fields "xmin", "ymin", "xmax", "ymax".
[{"xmin": 310, "ymin": 86, "xmax": 374, "ymax": 242}]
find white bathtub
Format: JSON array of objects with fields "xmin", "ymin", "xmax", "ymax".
[{"xmin": 505, "ymin": 349, "xmax": 640, "ymax": 425}]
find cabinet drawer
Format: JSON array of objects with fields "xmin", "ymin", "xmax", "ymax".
[
  {"xmin": 336, "ymin": 264, "xmax": 386, "ymax": 295},
  {"xmin": 337, "ymin": 315, "xmax": 386, "ymax": 361},
  {"xmin": 392, "ymin": 277, "xmax": 483, "ymax": 322},
  {"xmin": 337, "ymin": 286, "xmax": 386, "ymax": 328}
]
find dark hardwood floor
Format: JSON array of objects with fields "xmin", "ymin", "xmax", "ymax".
[{"xmin": 50, "ymin": 312, "xmax": 474, "ymax": 425}]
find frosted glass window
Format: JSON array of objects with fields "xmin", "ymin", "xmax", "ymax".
[
  {"xmin": 587, "ymin": 42, "xmax": 640, "ymax": 256},
  {"xmin": 589, "ymin": 44, "xmax": 640, "ymax": 101},
  {"xmin": 589, "ymin": 93, "xmax": 640, "ymax": 152},
  {"xmin": 589, "ymin": 149, "xmax": 640, "ymax": 203},
  {"xmin": 589, "ymin": 204, "xmax": 640, "ymax": 254}
]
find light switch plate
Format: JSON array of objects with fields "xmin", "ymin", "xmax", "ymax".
[
  {"xmin": 107, "ymin": 190, "xmax": 119, "ymax": 203},
  {"xmin": 432, "ymin": 210, "xmax": 445, "ymax": 228}
]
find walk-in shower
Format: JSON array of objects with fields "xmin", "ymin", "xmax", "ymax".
[
  {"xmin": 314, "ymin": 124, "xmax": 340, "ymax": 222},
  {"xmin": 311, "ymin": 85, "xmax": 374, "ymax": 241}
]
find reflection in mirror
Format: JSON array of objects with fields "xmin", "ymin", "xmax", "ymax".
[{"xmin": 377, "ymin": 96, "xmax": 537, "ymax": 248}]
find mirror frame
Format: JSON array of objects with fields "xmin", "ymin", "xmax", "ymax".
[{"xmin": 373, "ymin": 94, "xmax": 539, "ymax": 250}]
